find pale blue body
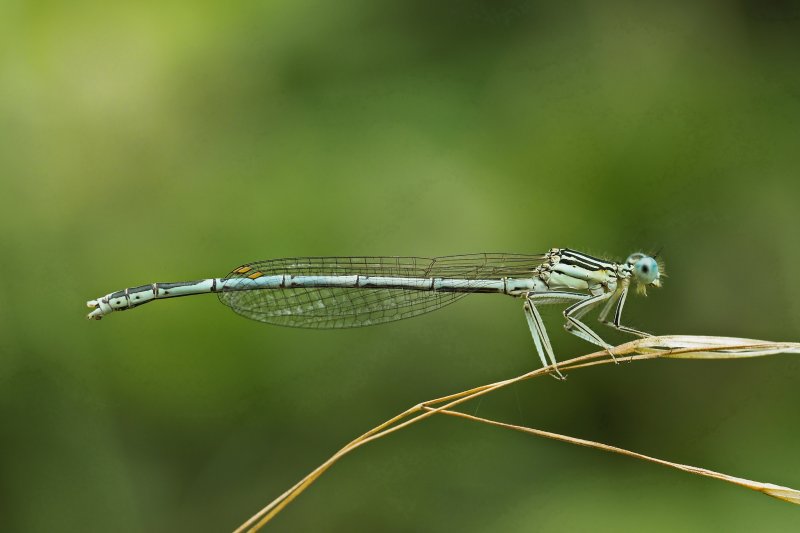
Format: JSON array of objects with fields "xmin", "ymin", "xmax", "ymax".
[{"xmin": 86, "ymin": 249, "xmax": 663, "ymax": 378}]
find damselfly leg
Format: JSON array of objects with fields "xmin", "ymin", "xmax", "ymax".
[
  {"xmin": 596, "ymin": 285, "xmax": 652, "ymax": 363},
  {"xmin": 562, "ymin": 292, "xmax": 618, "ymax": 360},
  {"xmin": 525, "ymin": 291, "xmax": 621, "ymax": 373},
  {"xmin": 599, "ymin": 286, "xmax": 653, "ymax": 338},
  {"xmin": 523, "ymin": 298, "xmax": 564, "ymax": 380},
  {"xmin": 524, "ymin": 291, "xmax": 595, "ymax": 379}
]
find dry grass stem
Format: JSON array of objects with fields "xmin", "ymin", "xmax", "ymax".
[
  {"xmin": 427, "ymin": 407, "xmax": 800, "ymax": 506},
  {"xmin": 235, "ymin": 336, "xmax": 800, "ymax": 532}
]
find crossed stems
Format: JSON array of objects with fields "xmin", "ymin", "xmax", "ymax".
[{"xmin": 235, "ymin": 337, "xmax": 800, "ymax": 532}]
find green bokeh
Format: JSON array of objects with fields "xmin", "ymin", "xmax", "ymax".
[{"xmin": 2, "ymin": 1, "xmax": 799, "ymax": 531}]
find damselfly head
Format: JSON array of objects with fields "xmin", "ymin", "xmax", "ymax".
[{"xmin": 626, "ymin": 252, "xmax": 662, "ymax": 294}]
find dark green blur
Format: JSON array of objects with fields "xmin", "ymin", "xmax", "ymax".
[{"xmin": 2, "ymin": 1, "xmax": 799, "ymax": 531}]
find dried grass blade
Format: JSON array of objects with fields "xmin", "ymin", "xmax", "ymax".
[{"xmin": 431, "ymin": 408, "xmax": 800, "ymax": 506}]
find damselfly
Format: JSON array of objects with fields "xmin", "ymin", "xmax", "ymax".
[{"xmin": 87, "ymin": 248, "xmax": 663, "ymax": 378}]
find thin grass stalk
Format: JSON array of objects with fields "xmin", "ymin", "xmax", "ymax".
[
  {"xmin": 236, "ymin": 336, "xmax": 800, "ymax": 531},
  {"xmin": 427, "ymin": 408, "xmax": 800, "ymax": 505}
]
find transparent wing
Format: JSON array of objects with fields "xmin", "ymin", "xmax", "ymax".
[{"xmin": 218, "ymin": 253, "xmax": 546, "ymax": 328}]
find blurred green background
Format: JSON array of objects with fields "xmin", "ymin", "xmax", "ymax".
[{"xmin": 2, "ymin": 1, "xmax": 799, "ymax": 531}]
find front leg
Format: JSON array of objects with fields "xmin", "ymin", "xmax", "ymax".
[{"xmin": 599, "ymin": 286, "xmax": 652, "ymax": 338}]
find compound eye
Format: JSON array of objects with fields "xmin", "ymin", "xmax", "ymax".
[{"xmin": 635, "ymin": 257, "xmax": 659, "ymax": 284}]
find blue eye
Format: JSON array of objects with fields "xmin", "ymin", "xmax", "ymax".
[{"xmin": 635, "ymin": 257, "xmax": 659, "ymax": 284}]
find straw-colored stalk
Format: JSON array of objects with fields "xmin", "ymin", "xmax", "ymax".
[{"xmin": 235, "ymin": 336, "xmax": 800, "ymax": 532}]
